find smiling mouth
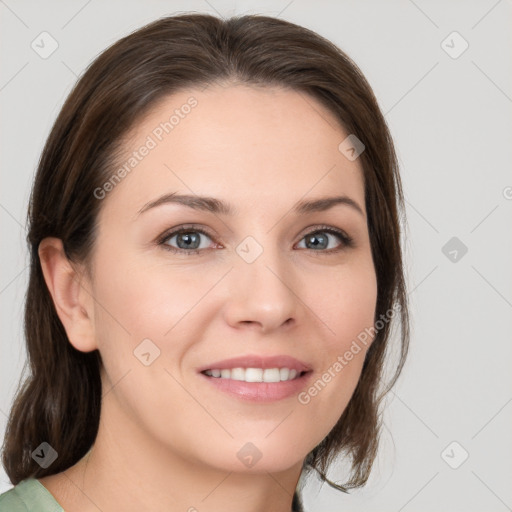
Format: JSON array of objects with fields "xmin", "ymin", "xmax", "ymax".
[{"xmin": 201, "ymin": 367, "xmax": 308, "ymax": 383}]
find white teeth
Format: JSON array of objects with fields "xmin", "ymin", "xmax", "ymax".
[
  {"xmin": 204, "ymin": 367, "xmax": 302, "ymax": 383},
  {"xmin": 263, "ymin": 368, "xmax": 281, "ymax": 382},
  {"xmin": 245, "ymin": 368, "xmax": 263, "ymax": 382},
  {"xmin": 279, "ymin": 368, "xmax": 290, "ymax": 381},
  {"xmin": 231, "ymin": 367, "xmax": 245, "ymax": 381}
]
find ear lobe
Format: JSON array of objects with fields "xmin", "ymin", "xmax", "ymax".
[{"xmin": 38, "ymin": 237, "xmax": 98, "ymax": 353}]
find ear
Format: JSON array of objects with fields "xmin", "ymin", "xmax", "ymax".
[{"xmin": 38, "ymin": 237, "xmax": 97, "ymax": 353}]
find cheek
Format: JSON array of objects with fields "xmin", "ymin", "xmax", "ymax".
[
  {"xmin": 314, "ymin": 258, "xmax": 378, "ymax": 351},
  {"xmin": 92, "ymin": 257, "xmax": 217, "ymax": 340},
  {"xmin": 88, "ymin": 258, "xmax": 219, "ymax": 437},
  {"xmin": 296, "ymin": 260, "xmax": 377, "ymax": 423},
  {"xmin": 89, "ymin": 255, "xmax": 231, "ymax": 393}
]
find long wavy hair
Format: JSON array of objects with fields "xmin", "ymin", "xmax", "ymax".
[{"xmin": 1, "ymin": 13, "xmax": 409, "ymax": 510}]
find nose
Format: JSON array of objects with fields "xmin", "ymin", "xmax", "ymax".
[{"xmin": 223, "ymin": 248, "xmax": 299, "ymax": 334}]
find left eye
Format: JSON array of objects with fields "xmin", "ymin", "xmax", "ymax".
[{"xmin": 296, "ymin": 230, "xmax": 347, "ymax": 251}]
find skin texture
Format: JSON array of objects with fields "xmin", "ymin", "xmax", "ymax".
[{"xmin": 37, "ymin": 84, "xmax": 378, "ymax": 512}]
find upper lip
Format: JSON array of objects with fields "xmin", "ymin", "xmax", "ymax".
[{"xmin": 197, "ymin": 354, "xmax": 312, "ymax": 373}]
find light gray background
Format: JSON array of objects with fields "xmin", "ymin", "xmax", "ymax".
[{"xmin": 1, "ymin": 1, "xmax": 511, "ymax": 511}]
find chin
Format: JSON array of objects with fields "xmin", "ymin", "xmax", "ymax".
[{"xmin": 196, "ymin": 437, "xmax": 312, "ymax": 475}]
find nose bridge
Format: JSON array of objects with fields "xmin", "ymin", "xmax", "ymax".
[{"xmin": 224, "ymin": 232, "xmax": 299, "ymax": 331}]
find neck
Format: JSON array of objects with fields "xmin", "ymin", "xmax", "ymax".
[{"xmin": 44, "ymin": 387, "xmax": 304, "ymax": 512}]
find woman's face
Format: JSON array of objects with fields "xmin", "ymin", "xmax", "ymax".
[{"xmin": 84, "ymin": 84, "xmax": 377, "ymax": 473}]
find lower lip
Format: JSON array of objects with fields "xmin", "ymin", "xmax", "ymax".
[{"xmin": 199, "ymin": 372, "xmax": 313, "ymax": 402}]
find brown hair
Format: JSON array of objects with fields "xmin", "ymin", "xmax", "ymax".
[{"xmin": 1, "ymin": 12, "xmax": 409, "ymax": 507}]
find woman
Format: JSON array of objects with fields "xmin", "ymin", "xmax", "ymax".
[{"xmin": 0, "ymin": 13, "xmax": 409, "ymax": 512}]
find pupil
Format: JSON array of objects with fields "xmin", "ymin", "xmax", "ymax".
[
  {"xmin": 306, "ymin": 233, "xmax": 327, "ymax": 250},
  {"xmin": 178, "ymin": 232, "xmax": 200, "ymax": 249}
]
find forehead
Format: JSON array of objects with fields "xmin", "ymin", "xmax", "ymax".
[{"xmin": 102, "ymin": 84, "xmax": 365, "ymax": 217}]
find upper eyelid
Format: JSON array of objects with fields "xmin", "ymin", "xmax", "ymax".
[{"xmin": 158, "ymin": 225, "xmax": 216, "ymax": 244}]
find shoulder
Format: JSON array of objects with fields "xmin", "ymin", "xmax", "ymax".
[
  {"xmin": 0, "ymin": 481, "xmax": 30, "ymax": 511},
  {"xmin": 0, "ymin": 478, "xmax": 63, "ymax": 512}
]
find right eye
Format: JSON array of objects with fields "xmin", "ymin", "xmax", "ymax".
[{"xmin": 159, "ymin": 226, "xmax": 219, "ymax": 255}]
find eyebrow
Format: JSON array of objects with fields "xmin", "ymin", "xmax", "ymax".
[{"xmin": 137, "ymin": 192, "xmax": 365, "ymax": 218}]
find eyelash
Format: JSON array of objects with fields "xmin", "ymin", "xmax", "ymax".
[{"xmin": 157, "ymin": 224, "xmax": 354, "ymax": 256}]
